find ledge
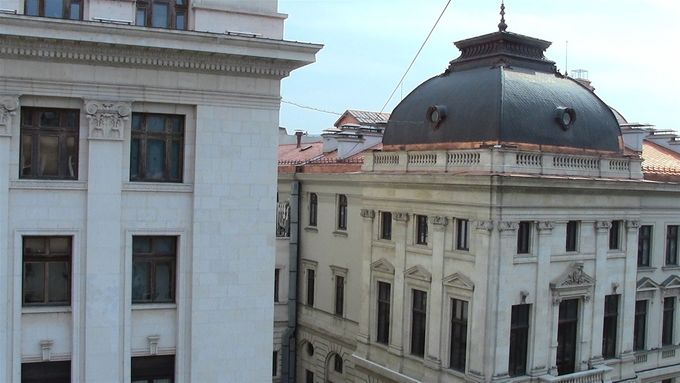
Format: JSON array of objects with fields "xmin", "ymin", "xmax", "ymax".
[
  {"xmin": 10, "ymin": 179, "xmax": 87, "ymax": 191},
  {"xmin": 22, "ymin": 306, "xmax": 71, "ymax": 314},
  {"xmin": 303, "ymin": 226, "xmax": 318, "ymax": 233},
  {"xmin": 131, "ymin": 303, "xmax": 177, "ymax": 310},
  {"xmin": 332, "ymin": 230, "xmax": 348, "ymax": 238},
  {"xmin": 122, "ymin": 182, "xmax": 193, "ymax": 193}
]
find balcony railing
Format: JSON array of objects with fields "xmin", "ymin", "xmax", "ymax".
[{"xmin": 538, "ymin": 365, "xmax": 611, "ymax": 383}]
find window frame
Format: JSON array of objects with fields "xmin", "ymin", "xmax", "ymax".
[
  {"xmin": 135, "ymin": 0, "xmax": 189, "ymax": 30},
  {"xmin": 609, "ymin": 220, "xmax": 622, "ymax": 250},
  {"xmin": 410, "ymin": 288, "xmax": 427, "ymax": 357},
  {"xmin": 662, "ymin": 297, "xmax": 675, "ymax": 346},
  {"xmin": 131, "ymin": 236, "xmax": 177, "ymax": 304},
  {"xmin": 334, "ymin": 274, "xmax": 345, "ymax": 317},
  {"xmin": 309, "ymin": 193, "xmax": 318, "ymax": 227},
  {"xmin": 666, "ymin": 225, "xmax": 679, "ymax": 266},
  {"xmin": 274, "ymin": 268, "xmax": 280, "ymax": 303},
  {"xmin": 638, "ymin": 225, "xmax": 653, "ymax": 267},
  {"xmin": 565, "ymin": 220, "xmax": 579, "ymax": 252},
  {"xmin": 306, "ymin": 268, "xmax": 315, "ymax": 306},
  {"xmin": 380, "ymin": 211, "xmax": 392, "ymax": 240},
  {"xmin": 416, "ymin": 214, "xmax": 428, "ymax": 246},
  {"xmin": 131, "ymin": 355, "xmax": 175, "ymax": 383},
  {"xmin": 22, "ymin": 236, "xmax": 72, "ymax": 307},
  {"xmin": 21, "ymin": 360, "xmax": 71, "ymax": 383},
  {"xmin": 130, "ymin": 112, "xmax": 185, "ymax": 183},
  {"xmin": 376, "ymin": 280, "xmax": 391, "ymax": 345},
  {"xmin": 449, "ymin": 297, "xmax": 469, "ymax": 372},
  {"xmin": 509, "ymin": 304, "xmax": 530, "ymax": 377},
  {"xmin": 272, "ymin": 350, "xmax": 278, "ymax": 377},
  {"xmin": 602, "ymin": 294, "xmax": 619, "ymax": 359},
  {"xmin": 456, "ymin": 218, "xmax": 470, "ymax": 251},
  {"xmin": 333, "ymin": 354, "xmax": 343, "ymax": 373},
  {"xmin": 517, "ymin": 221, "xmax": 531, "ymax": 254},
  {"xmin": 24, "ymin": 0, "xmax": 83, "ymax": 20},
  {"xmin": 20, "ymin": 107, "xmax": 80, "ymax": 180},
  {"xmin": 337, "ymin": 194, "xmax": 348, "ymax": 230},
  {"xmin": 634, "ymin": 300, "xmax": 647, "ymax": 351}
]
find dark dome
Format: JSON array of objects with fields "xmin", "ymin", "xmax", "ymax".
[{"xmin": 384, "ymin": 31, "xmax": 622, "ymax": 154}]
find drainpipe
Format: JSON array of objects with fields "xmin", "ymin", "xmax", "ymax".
[{"xmin": 281, "ymin": 179, "xmax": 300, "ymax": 383}]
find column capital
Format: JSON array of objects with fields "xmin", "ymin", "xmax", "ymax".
[
  {"xmin": 428, "ymin": 215, "xmax": 448, "ymax": 228},
  {"xmin": 84, "ymin": 100, "xmax": 131, "ymax": 141},
  {"xmin": 393, "ymin": 212, "xmax": 409, "ymax": 222},
  {"xmin": 595, "ymin": 220, "xmax": 611, "ymax": 233},
  {"xmin": 626, "ymin": 220, "xmax": 641, "ymax": 231},
  {"xmin": 0, "ymin": 95, "xmax": 19, "ymax": 137},
  {"xmin": 473, "ymin": 220, "xmax": 494, "ymax": 232},
  {"xmin": 498, "ymin": 221, "xmax": 519, "ymax": 232},
  {"xmin": 537, "ymin": 221, "xmax": 554, "ymax": 233},
  {"xmin": 360, "ymin": 208, "xmax": 375, "ymax": 220}
]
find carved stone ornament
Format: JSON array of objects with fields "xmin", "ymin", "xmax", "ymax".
[
  {"xmin": 498, "ymin": 221, "xmax": 519, "ymax": 232},
  {"xmin": 360, "ymin": 208, "xmax": 375, "ymax": 219},
  {"xmin": 371, "ymin": 258, "xmax": 395, "ymax": 274},
  {"xmin": 147, "ymin": 335, "xmax": 160, "ymax": 355},
  {"xmin": 626, "ymin": 220, "xmax": 641, "ymax": 231},
  {"xmin": 550, "ymin": 262, "xmax": 594, "ymax": 305},
  {"xmin": 404, "ymin": 265, "xmax": 432, "ymax": 282},
  {"xmin": 393, "ymin": 212, "xmax": 410, "ymax": 222},
  {"xmin": 0, "ymin": 95, "xmax": 19, "ymax": 136},
  {"xmin": 473, "ymin": 220, "xmax": 494, "ymax": 231},
  {"xmin": 595, "ymin": 220, "xmax": 612, "ymax": 232},
  {"xmin": 428, "ymin": 215, "xmax": 448, "ymax": 227},
  {"xmin": 84, "ymin": 100, "xmax": 131, "ymax": 140},
  {"xmin": 40, "ymin": 339, "xmax": 53, "ymax": 361},
  {"xmin": 537, "ymin": 221, "xmax": 554, "ymax": 232}
]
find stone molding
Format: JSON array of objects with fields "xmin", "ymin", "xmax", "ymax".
[
  {"xmin": 498, "ymin": 221, "xmax": 519, "ymax": 232},
  {"xmin": 537, "ymin": 221, "xmax": 554, "ymax": 232},
  {"xmin": 428, "ymin": 215, "xmax": 448, "ymax": 227},
  {"xmin": 0, "ymin": 95, "xmax": 19, "ymax": 136},
  {"xmin": 0, "ymin": 35, "xmax": 299, "ymax": 78},
  {"xmin": 550, "ymin": 262, "xmax": 594, "ymax": 305},
  {"xmin": 84, "ymin": 100, "xmax": 131, "ymax": 140},
  {"xmin": 595, "ymin": 220, "xmax": 611, "ymax": 232},
  {"xmin": 393, "ymin": 212, "xmax": 409, "ymax": 222},
  {"xmin": 404, "ymin": 265, "xmax": 431, "ymax": 282},
  {"xmin": 473, "ymin": 220, "xmax": 494, "ymax": 232},
  {"xmin": 626, "ymin": 220, "xmax": 641, "ymax": 231},
  {"xmin": 360, "ymin": 208, "xmax": 375, "ymax": 219}
]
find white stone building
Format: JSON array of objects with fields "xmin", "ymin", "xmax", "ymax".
[
  {"xmin": 274, "ymin": 22, "xmax": 680, "ymax": 383},
  {"xmin": 0, "ymin": 1, "xmax": 319, "ymax": 382}
]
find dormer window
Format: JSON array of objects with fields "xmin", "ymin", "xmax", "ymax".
[
  {"xmin": 135, "ymin": 0, "xmax": 188, "ymax": 30},
  {"xmin": 25, "ymin": 0, "xmax": 83, "ymax": 20}
]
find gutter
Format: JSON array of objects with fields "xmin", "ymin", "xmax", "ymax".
[{"xmin": 281, "ymin": 179, "xmax": 300, "ymax": 383}]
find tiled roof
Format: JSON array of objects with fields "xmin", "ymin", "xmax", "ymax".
[
  {"xmin": 278, "ymin": 142, "xmax": 324, "ymax": 165},
  {"xmin": 641, "ymin": 140, "xmax": 680, "ymax": 182},
  {"xmin": 334, "ymin": 110, "xmax": 390, "ymax": 126},
  {"xmin": 278, "ymin": 143, "xmax": 382, "ymax": 174}
]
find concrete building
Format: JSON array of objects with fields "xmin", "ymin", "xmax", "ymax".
[
  {"xmin": 0, "ymin": 1, "xmax": 319, "ymax": 382},
  {"xmin": 275, "ymin": 20, "xmax": 680, "ymax": 383}
]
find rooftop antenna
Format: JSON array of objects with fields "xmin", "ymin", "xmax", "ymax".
[
  {"xmin": 565, "ymin": 40, "xmax": 569, "ymax": 75},
  {"xmin": 498, "ymin": 1, "xmax": 508, "ymax": 32}
]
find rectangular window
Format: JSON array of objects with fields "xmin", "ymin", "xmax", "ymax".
[
  {"xmin": 337, "ymin": 194, "xmax": 347, "ymax": 230},
  {"xmin": 22, "ymin": 236, "xmax": 71, "ymax": 306},
  {"xmin": 131, "ymin": 355, "xmax": 174, "ymax": 383},
  {"xmin": 135, "ymin": 0, "xmax": 188, "ymax": 30},
  {"xmin": 456, "ymin": 218, "xmax": 469, "ymax": 251},
  {"xmin": 20, "ymin": 107, "xmax": 79, "ymax": 180},
  {"xmin": 517, "ymin": 221, "xmax": 531, "ymax": 254},
  {"xmin": 335, "ymin": 275, "xmax": 344, "ymax": 316},
  {"xmin": 667, "ymin": 225, "xmax": 679, "ymax": 266},
  {"xmin": 381, "ymin": 211, "xmax": 392, "ymax": 240},
  {"xmin": 132, "ymin": 236, "xmax": 177, "ymax": 304},
  {"xmin": 411, "ymin": 289, "xmax": 427, "ymax": 357},
  {"xmin": 21, "ymin": 361, "xmax": 71, "ymax": 383},
  {"xmin": 309, "ymin": 193, "xmax": 318, "ymax": 227},
  {"xmin": 274, "ymin": 268, "xmax": 280, "ymax": 303},
  {"xmin": 602, "ymin": 294, "xmax": 619, "ymax": 359},
  {"xmin": 376, "ymin": 281, "xmax": 391, "ymax": 345},
  {"xmin": 609, "ymin": 220, "xmax": 621, "ymax": 250},
  {"xmin": 566, "ymin": 221, "xmax": 579, "ymax": 252},
  {"xmin": 306, "ymin": 269, "xmax": 315, "ymax": 306},
  {"xmin": 416, "ymin": 215, "xmax": 428, "ymax": 245},
  {"xmin": 663, "ymin": 297, "xmax": 675, "ymax": 346},
  {"xmin": 305, "ymin": 370, "xmax": 313, "ymax": 383},
  {"xmin": 634, "ymin": 300, "xmax": 647, "ymax": 351},
  {"xmin": 509, "ymin": 304, "xmax": 530, "ymax": 376},
  {"xmin": 638, "ymin": 225, "xmax": 652, "ymax": 267},
  {"xmin": 449, "ymin": 298, "xmax": 468, "ymax": 372},
  {"xmin": 272, "ymin": 350, "xmax": 278, "ymax": 377},
  {"xmin": 24, "ymin": 0, "xmax": 83, "ymax": 20},
  {"xmin": 130, "ymin": 113, "xmax": 184, "ymax": 183}
]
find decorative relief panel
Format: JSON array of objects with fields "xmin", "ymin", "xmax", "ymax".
[
  {"xmin": 498, "ymin": 221, "xmax": 519, "ymax": 232},
  {"xmin": 473, "ymin": 220, "xmax": 494, "ymax": 232},
  {"xmin": 537, "ymin": 221, "xmax": 554, "ymax": 232},
  {"xmin": 595, "ymin": 220, "xmax": 612, "ymax": 232},
  {"xmin": 428, "ymin": 215, "xmax": 448, "ymax": 227},
  {"xmin": 404, "ymin": 265, "xmax": 431, "ymax": 282},
  {"xmin": 371, "ymin": 258, "xmax": 395, "ymax": 275},
  {"xmin": 84, "ymin": 100, "xmax": 131, "ymax": 140},
  {"xmin": 443, "ymin": 272, "xmax": 474, "ymax": 291},
  {"xmin": 550, "ymin": 262, "xmax": 594, "ymax": 305},
  {"xmin": 360, "ymin": 208, "xmax": 375, "ymax": 219},
  {"xmin": 626, "ymin": 220, "xmax": 641, "ymax": 231},
  {"xmin": 0, "ymin": 95, "xmax": 19, "ymax": 136},
  {"xmin": 393, "ymin": 212, "xmax": 410, "ymax": 222}
]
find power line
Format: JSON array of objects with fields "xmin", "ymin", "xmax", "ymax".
[
  {"xmin": 379, "ymin": 0, "xmax": 453, "ymax": 113},
  {"xmin": 282, "ymin": 99, "xmax": 342, "ymax": 116}
]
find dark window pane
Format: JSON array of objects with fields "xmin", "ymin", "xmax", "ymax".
[
  {"xmin": 634, "ymin": 300, "xmax": 647, "ymax": 351},
  {"xmin": 309, "ymin": 193, "xmax": 318, "ymax": 226},
  {"xmin": 154, "ymin": 262, "xmax": 172, "ymax": 302},
  {"xmin": 47, "ymin": 262, "xmax": 69, "ymax": 303},
  {"xmin": 25, "ymin": 0, "xmax": 39, "ymax": 15},
  {"xmin": 411, "ymin": 289, "xmax": 427, "ymax": 357},
  {"xmin": 130, "ymin": 138, "xmax": 140, "ymax": 178},
  {"xmin": 44, "ymin": 0, "xmax": 64, "ymax": 18},
  {"xmin": 456, "ymin": 219, "xmax": 469, "ymax": 250},
  {"xmin": 667, "ymin": 226, "xmax": 679, "ymax": 265},
  {"xmin": 377, "ymin": 281, "xmax": 391, "ymax": 344},
  {"xmin": 566, "ymin": 221, "xmax": 578, "ymax": 252},
  {"xmin": 133, "ymin": 237, "xmax": 152, "ymax": 253},
  {"xmin": 68, "ymin": 1, "xmax": 80, "ymax": 19},
  {"xmin": 517, "ymin": 221, "xmax": 531, "ymax": 254},
  {"xmin": 170, "ymin": 141, "xmax": 181, "ymax": 179},
  {"xmin": 24, "ymin": 262, "xmax": 45, "ymax": 303},
  {"xmin": 306, "ymin": 269, "xmax": 315, "ymax": 306},
  {"xmin": 153, "ymin": 237, "xmax": 175, "ymax": 254},
  {"xmin": 132, "ymin": 114, "xmax": 143, "ymax": 130},
  {"xmin": 450, "ymin": 298, "xmax": 468, "ymax": 371},
  {"xmin": 151, "ymin": 3, "xmax": 169, "ymax": 28},
  {"xmin": 146, "ymin": 139, "xmax": 166, "ymax": 179},
  {"xmin": 40, "ymin": 111, "xmax": 59, "ymax": 127},
  {"xmin": 416, "ymin": 215, "xmax": 428, "ymax": 245},
  {"xmin": 21, "ymin": 134, "xmax": 33, "ymax": 177},
  {"xmin": 22, "ymin": 361, "xmax": 71, "ymax": 383},
  {"xmin": 609, "ymin": 221, "xmax": 621, "ymax": 250},
  {"xmin": 49, "ymin": 237, "xmax": 71, "ymax": 254},
  {"xmin": 663, "ymin": 297, "xmax": 674, "ymax": 346},
  {"xmin": 147, "ymin": 115, "xmax": 166, "ymax": 133},
  {"xmin": 381, "ymin": 212, "xmax": 392, "ymax": 240},
  {"xmin": 602, "ymin": 295, "xmax": 619, "ymax": 359},
  {"xmin": 335, "ymin": 276, "xmax": 344, "ymax": 316},
  {"xmin": 509, "ymin": 304, "xmax": 530, "ymax": 376},
  {"xmin": 132, "ymin": 262, "xmax": 151, "ymax": 301},
  {"xmin": 136, "ymin": 8, "xmax": 147, "ymax": 26},
  {"xmin": 24, "ymin": 237, "xmax": 45, "ymax": 255},
  {"xmin": 38, "ymin": 136, "xmax": 59, "ymax": 176},
  {"xmin": 175, "ymin": 12, "xmax": 185, "ymax": 30}
]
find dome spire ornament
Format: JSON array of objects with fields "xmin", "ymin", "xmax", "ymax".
[{"xmin": 498, "ymin": 1, "xmax": 508, "ymax": 32}]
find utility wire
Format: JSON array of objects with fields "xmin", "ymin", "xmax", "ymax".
[
  {"xmin": 282, "ymin": 99, "xmax": 342, "ymax": 116},
  {"xmin": 379, "ymin": 0, "xmax": 453, "ymax": 113}
]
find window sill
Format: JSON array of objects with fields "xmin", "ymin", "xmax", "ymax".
[
  {"xmin": 662, "ymin": 265, "xmax": 680, "ymax": 271},
  {"xmin": 131, "ymin": 303, "xmax": 177, "ymax": 310},
  {"xmin": 513, "ymin": 255, "xmax": 537, "ymax": 264},
  {"xmin": 445, "ymin": 250, "xmax": 475, "ymax": 263},
  {"xmin": 637, "ymin": 266, "xmax": 656, "ymax": 272},
  {"xmin": 304, "ymin": 226, "xmax": 318, "ymax": 233},
  {"xmin": 333, "ymin": 230, "xmax": 348, "ymax": 238},
  {"xmin": 373, "ymin": 240, "xmax": 395, "ymax": 249},
  {"xmin": 22, "ymin": 306, "xmax": 72, "ymax": 314},
  {"xmin": 123, "ymin": 182, "xmax": 193, "ymax": 193},
  {"xmin": 10, "ymin": 179, "xmax": 87, "ymax": 190},
  {"xmin": 607, "ymin": 252, "xmax": 626, "ymax": 259}
]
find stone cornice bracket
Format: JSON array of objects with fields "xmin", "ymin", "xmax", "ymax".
[
  {"xmin": 84, "ymin": 100, "xmax": 131, "ymax": 141},
  {"xmin": 428, "ymin": 215, "xmax": 448, "ymax": 228},
  {"xmin": 473, "ymin": 220, "xmax": 494, "ymax": 232},
  {"xmin": 595, "ymin": 220, "xmax": 612, "ymax": 233},
  {"xmin": 147, "ymin": 335, "xmax": 160, "ymax": 355},
  {"xmin": 393, "ymin": 212, "xmax": 410, "ymax": 222},
  {"xmin": 537, "ymin": 221, "xmax": 554, "ymax": 233},
  {"xmin": 40, "ymin": 339, "xmax": 53, "ymax": 361},
  {"xmin": 626, "ymin": 220, "xmax": 641, "ymax": 231},
  {"xmin": 360, "ymin": 208, "xmax": 375, "ymax": 220},
  {"xmin": 498, "ymin": 221, "xmax": 519, "ymax": 232},
  {"xmin": 0, "ymin": 95, "xmax": 19, "ymax": 136}
]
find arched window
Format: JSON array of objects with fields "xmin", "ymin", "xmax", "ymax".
[
  {"xmin": 309, "ymin": 193, "xmax": 318, "ymax": 226},
  {"xmin": 337, "ymin": 194, "xmax": 347, "ymax": 230},
  {"xmin": 333, "ymin": 354, "xmax": 343, "ymax": 373}
]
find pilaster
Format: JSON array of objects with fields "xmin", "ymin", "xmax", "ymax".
[
  {"xmin": 467, "ymin": 220, "xmax": 493, "ymax": 380},
  {"xmin": 619, "ymin": 220, "xmax": 640, "ymax": 379},
  {"xmin": 530, "ymin": 221, "xmax": 553, "ymax": 376},
  {"xmin": 389, "ymin": 212, "xmax": 409, "ymax": 356},
  {"xmin": 83, "ymin": 100, "xmax": 129, "ymax": 383},
  {"xmin": 589, "ymin": 220, "xmax": 611, "ymax": 366},
  {"xmin": 424, "ymin": 216, "xmax": 447, "ymax": 380},
  {"xmin": 356, "ymin": 208, "xmax": 376, "ymax": 352}
]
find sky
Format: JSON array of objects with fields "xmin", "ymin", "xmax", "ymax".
[{"xmin": 277, "ymin": 0, "xmax": 680, "ymax": 135}]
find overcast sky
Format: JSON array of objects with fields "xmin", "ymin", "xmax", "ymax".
[{"xmin": 277, "ymin": 0, "xmax": 679, "ymax": 135}]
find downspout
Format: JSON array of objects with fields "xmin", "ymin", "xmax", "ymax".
[{"xmin": 281, "ymin": 178, "xmax": 300, "ymax": 383}]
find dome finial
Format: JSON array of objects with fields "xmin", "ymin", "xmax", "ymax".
[{"xmin": 498, "ymin": 1, "xmax": 508, "ymax": 32}]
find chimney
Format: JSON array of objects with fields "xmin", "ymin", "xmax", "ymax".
[{"xmin": 295, "ymin": 130, "xmax": 304, "ymax": 148}]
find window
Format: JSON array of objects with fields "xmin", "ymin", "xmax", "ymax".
[
  {"xmin": 456, "ymin": 218, "xmax": 469, "ymax": 251},
  {"xmin": 131, "ymin": 355, "xmax": 174, "ymax": 383},
  {"xmin": 602, "ymin": 295, "xmax": 619, "ymax": 359},
  {"xmin": 24, "ymin": 0, "xmax": 82, "ymax": 20},
  {"xmin": 130, "ymin": 113, "xmax": 184, "ymax": 183},
  {"xmin": 381, "ymin": 211, "xmax": 392, "ymax": 240},
  {"xmin": 634, "ymin": 300, "xmax": 647, "ymax": 351},
  {"xmin": 333, "ymin": 354, "xmax": 343, "ymax": 373},
  {"xmin": 517, "ymin": 221, "xmax": 531, "ymax": 254},
  {"xmin": 22, "ymin": 236, "xmax": 71, "ymax": 306},
  {"xmin": 132, "ymin": 236, "xmax": 176, "ymax": 303},
  {"xmin": 376, "ymin": 281, "xmax": 391, "ymax": 345},
  {"xmin": 449, "ymin": 298, "xmax": 468, "ymax": 372},
  {"xmin": 609, "ymin": 220, "xmax": 621, "ymax": 250},
  {"xmin": 306, "ymin": 269, "xmax": 315, "ymax": 306},
  {"xmin": 272, "ymin": 350, "xmax": 278, "ymax": 377},
  {"xmin": 305, "ymin": 370, "xmax": 313, "ymax": 383},
  {"xmin": 335, "ymin": 275, "xmax": 345, "ymax": 316},
  {"xmin": 667, "ymin": 225, "xmax": 679, "ymax": 266},
  {"xmin": 20, "ymin": 107, "xmax": 79, "ymax": 180},
  {"xmin": 556, "ymin": 299, "xmax": 579, "ymax": 375},
  {"xmin": 309, "ymin": 193, "xmax": 318, "ymax": 227},
  {"xmin": 509, "ymin": 304, "xmax": 530, "ymax": 376},
  {"xmin": 566, "ymin": 221, "xmax": 579, "ymax": 252},
  {"xmin": 416, "ymin": 215, "xmax": 428, "ymax": 245},
  {"xmin": 337, "ymin": 194, "xmax": 347, "ymax": 230},
  {"xmin": 662, "ymin": 297, "xmax": 675, "ymax": 346},
  {"xmin": 274, "ymin": 268, "xmax": 280, "ymax": 303},
  {"xmin": 411, "ymin": 289, "xmax": 427, "ymax": 357},
  {"xmin": 21, "ymin": 361, "xmax": 71, "ymax": 383},
  {"xmin": 135, "ymin": 0, "xmax": 188, "ymax": 30},
  {"xmin": 638, "ymin": 225, "xmax": 652, "ymax": 267}
]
